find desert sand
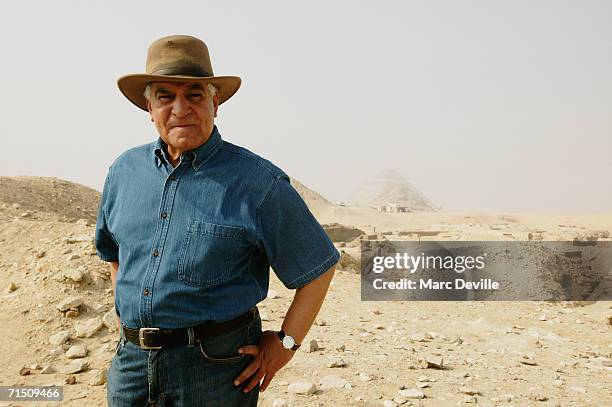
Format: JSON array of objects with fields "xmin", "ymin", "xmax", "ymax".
[{"xmin": 0, "ymin": 176, "xmax": 610, "ymax": 407}]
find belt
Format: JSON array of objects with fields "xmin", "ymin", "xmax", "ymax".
[{"xmin": 121, "ymin": 307, "xmax": 257, "ymax": 350}]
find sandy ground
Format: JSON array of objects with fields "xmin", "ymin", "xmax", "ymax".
[{"xmin": 0, "ymin": 209, "xmax": 610, "ymax": 407}]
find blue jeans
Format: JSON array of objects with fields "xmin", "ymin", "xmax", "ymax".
[{"xmin": 107, "ymin": 310, "xmax": 262, "ymax": 406}]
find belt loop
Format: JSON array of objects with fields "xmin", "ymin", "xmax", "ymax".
[
  {"xmin": 187, "ymin": 327, "xmax": 195, "ymax": 347},
  {"xmin": 120, "ymin": 323, "xmax": 127, "ymax": 345}
]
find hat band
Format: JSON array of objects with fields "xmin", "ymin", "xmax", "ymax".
[{"xmin": 151, "ymin": 65, "xmax": 212, "ymax": 77}]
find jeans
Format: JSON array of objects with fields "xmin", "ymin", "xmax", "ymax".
[{"xmin": 107, "ymin": 310, "xmax": 262, "ymax": 406}]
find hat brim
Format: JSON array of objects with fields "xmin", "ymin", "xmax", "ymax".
[{"xmin": 117, "ymin": 74, "xmax": 241, "ymax": 111}]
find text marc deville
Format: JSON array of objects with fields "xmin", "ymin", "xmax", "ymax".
[{"xmin": 372, "ymin": 278, "xmax": 500, "ymax": 290}]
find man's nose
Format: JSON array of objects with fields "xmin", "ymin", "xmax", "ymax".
[{"xmin": 171, "ymin": 94, "xmax": 191, "ymax": 117}]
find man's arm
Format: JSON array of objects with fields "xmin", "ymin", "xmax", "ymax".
[
  {"xmin": 234, "ymin": 265, "xmax": 336, "ymax": 393},
  {"xmin": 109, "ymin": 261, "xmax": 119, "ymax": 330}
]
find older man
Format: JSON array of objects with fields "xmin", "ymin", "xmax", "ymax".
[{"xmin": 95, "ymin": 35, "xmax": 339, "ymax": 406}]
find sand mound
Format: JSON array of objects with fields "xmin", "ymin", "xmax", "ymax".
[
  {"xmin": 0, "ymin": 176, "xmax": 100, "ymax": 222},
  {"xmin": 289, "ymin": 177, "xmax": 334, "ymax": 217}
]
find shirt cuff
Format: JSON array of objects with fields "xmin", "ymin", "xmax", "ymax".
[{"xmin": 285, "ymin": 248, "xmax": 340, "ymax": 289}]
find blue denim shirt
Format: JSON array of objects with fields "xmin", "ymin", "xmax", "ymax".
[{"xmin": 95, "ymin": 126, "xmax": 339, "ymax": 329}]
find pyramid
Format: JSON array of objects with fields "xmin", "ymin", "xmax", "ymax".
[{"xmin": 350, "ymin": 169, "xmax": 438, "ymax": 211}]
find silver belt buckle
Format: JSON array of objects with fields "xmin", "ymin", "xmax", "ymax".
[{"xmin": 139, "ymin": 327, "xmax": 161, "ymax": 349}]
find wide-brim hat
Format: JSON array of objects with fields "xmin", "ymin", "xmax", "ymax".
[{"xmin": 117, "ymin": 35, "xmax": 241, "ymax": 111}]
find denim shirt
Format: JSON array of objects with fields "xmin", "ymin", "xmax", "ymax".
[{"xmin": 95, "ymin": 126, "xmax": 339, "ymax": 329}]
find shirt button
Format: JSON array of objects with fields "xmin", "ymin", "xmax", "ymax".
[
  {"xmin": 170, "ymin": 175, "xmax": 176, "ymax": 181},
  {"xmin": 161, "ymin": 212, "xmax": 168, "ymax": 219},
  {"xmin": 143, "ymin": 289, "xmax": 149, "ymax": 296},
  {"xmin": 153, "ymin": 249, "xmax": 159, "ymax": 257}
]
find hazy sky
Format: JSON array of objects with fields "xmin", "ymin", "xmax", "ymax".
[{"xmin": 1, "ymin": 1, "xmax": 610, "ymax": 212}]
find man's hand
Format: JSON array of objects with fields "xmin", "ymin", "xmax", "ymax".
[{"xmin": 234, "ymin": 330, "xmax": 294, "ymax": 393}]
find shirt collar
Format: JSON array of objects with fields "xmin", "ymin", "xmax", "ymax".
[{"xmin": 153, "ymin": 125, "xmax": 222, "ymax": 171}]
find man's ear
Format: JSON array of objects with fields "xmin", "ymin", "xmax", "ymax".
[
  {"xmin": 146, "ymin": 99, "xmax": 154, "ymax": 122},
  {"xmin": 213, "ymin": 93, "xmax": 219, "ymax": 118}
]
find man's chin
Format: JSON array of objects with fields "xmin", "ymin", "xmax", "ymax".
[{"xmin": 167, "ymin": 133, "xmax": 207, "ymax": 149}]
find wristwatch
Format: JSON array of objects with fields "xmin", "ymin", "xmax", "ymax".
[{"xmin": 277, "ymin": 330, "xmax": 301, "ymax": 351}]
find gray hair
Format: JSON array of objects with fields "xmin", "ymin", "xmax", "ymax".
[{"xmin": 143, "ymin": 82, "xmax": 218, "ymax": 101}]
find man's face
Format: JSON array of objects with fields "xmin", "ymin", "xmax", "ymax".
[{"xmin": 146, "ymin": 81, "xmax": 219, "ymax": 153}]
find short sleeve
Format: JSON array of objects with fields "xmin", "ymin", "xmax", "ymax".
[
  {"xmin": 95, "ymin": 168, "xmax": 119, "ymax": 262},
  {"xmin": 257, "ymin": 174, "xmax": 339, "ymax": 289}
]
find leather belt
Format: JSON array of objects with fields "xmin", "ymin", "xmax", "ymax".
[{"xmin": 121, "ymin": 307, "xmax": 257, "ymax": 350}]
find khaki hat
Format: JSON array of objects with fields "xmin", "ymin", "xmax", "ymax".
[{"xmin": 117, "ymin": 35, "xmax": 241, "ymax": 111}]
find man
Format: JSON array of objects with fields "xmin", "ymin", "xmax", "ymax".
[{"xmin": 95, "ymin": 35, "xmax": 339, "ymax": 406}]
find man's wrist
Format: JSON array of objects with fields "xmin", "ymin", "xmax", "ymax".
[{"xmin": 277, "ymin": 330, "xmax": 301, "ymax": 351}]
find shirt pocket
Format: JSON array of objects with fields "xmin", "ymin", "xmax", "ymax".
[{"xmin": 177, "ymin": 219, "xmax": 246, "ymax": 288}]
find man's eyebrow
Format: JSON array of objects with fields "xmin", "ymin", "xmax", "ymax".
[
  {"xmin": 154, "ymin": 87, "xmax": 173, "ymax": 96},
  {"xmin": 185, "ymin": 84, "xmax": 205, "ymax": 92}
]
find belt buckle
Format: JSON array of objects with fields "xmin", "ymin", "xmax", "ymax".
[{"xmin": 139, "ymin": 327, "xmax": 161, "ymax": 350}]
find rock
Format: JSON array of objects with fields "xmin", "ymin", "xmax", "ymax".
[
  {"xmin": 338, "ymin": 250, "xmax": 360, "ymax": 272},
  {"xmin": 309, "ymin": 339, "xmax": 320, "ymax": 353},
  {"xmin": 319, "ymin": 375, "xmax": 350, "ymax": 390},
  {"xmin": 65, "ymin": 235, "xmax": 92, "ymax": 244},
  {"xmin": 272, "ymin": 399, "xmax": 288, "ymax": 407},
  {"xmin": 459, "ymin": 387, "xmax": 480, "ymax": 395},
  {"xmin": 322, "ymin": 223, "xmax": 365, "ymax": 242},
  {"xmin": 103, "ymin": 309, "xmax": 118, "ymax": 332},
  {"xmin": 533, "ymin": 394, "xmax": 548, "ymax": 401},
  {"xmin": 60, "ymin": 360, "xmax": 89, "ymax": 374},
  {"xmin": 49, "ymin": 330, "xmax": 71, "ymax": 346},
  {"xmin": 266, "ymin": 289, "xmax": 280, "ymax": 299},
  {"xmin": 76, "ymin": 219, "xmax": 92, "ymax": 226},
  {"xmin": 463, "ymin": 395, "xmax": 477, "ymax": 403},
  {"xmin": 89, "ymin": 369, "xmax": 107, "ymax": 386},
  {"xmin": 538, "ymin": 314, "xmax": 548, "ymax": 321},
  {"xmin": 336, "ymin": 344, "xmax": 345, "ymax": 352},
  {"xmin": 6, "ymin": 282, "xmax": 17, "ymax": 293},
  {"xmin": 65, "ymin": 375, "xmax": 77, "ymax": 385},
  {"xmin": 287, "ymin": 381, "xmax": 317, "ymax": 395},
  {"xmin": 519, "ymin": 356, "xmax": 538, "ymax": 366},
  {"xmin": 418, "ymin": 354, "xmax": 444, "ymax": 369},
  {"xmin": 30, "ymin": 363, "xmax": 42, "ymax": 370},
  {"xmin": 63, "ymin": 269, "xmax": 83, "ymax": 282},
  {"xmin": 410, "ymin": 332, "xmax": 432, "ymax": 342},
  {"xmin": 398, "ymin": 388, "xmax": 424, "ymax": 399},
  {"xmin": 56, "ymin": 296, "xmax": 83, "ymax": 312},
  {"xmin": 416, "ymin": 381, "xmax": 430, "ymax": 388},
  {"xmin": 68, "ymin": 254, "xmax": 80, "ymax": 261},
  {"xmin": 315, "ymin": 319, "xmax": 327, "ymax": 326},
  {"xmin": 66, "ymin": 345, "xmax": 88, "ymax": 358},
  {"xmin": 393, "ymin": 395, "xmax": 408, "ymax": 404},
  {"xmin": 383, "ymin": 400, "xmax": 397, "ymax": 407},
  {"xmin": 65, "ymin": 309, "xmax": 79, "ymax": 318},
  {"xmin": 75, "ymin": 317, "xmax": 103, "ymax": 338},
  {"xmin": 327, "ymin": 358, "xmax": 347, "ymax": 368},
  {"xmin": 40, "ymin": 365, "xmax": 55, "ymax": 374},
  {"xmin": 19, "ymin": 367, "xmax": 31, "ymax": 376},
  {"xmin": 93, "ymin": 304, "xmax": 107, "ymax": 313}
]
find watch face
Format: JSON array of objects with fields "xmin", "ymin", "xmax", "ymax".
[{"xmin": 282, "ymin": 336, "xmax": 295, "ymax": 349}]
